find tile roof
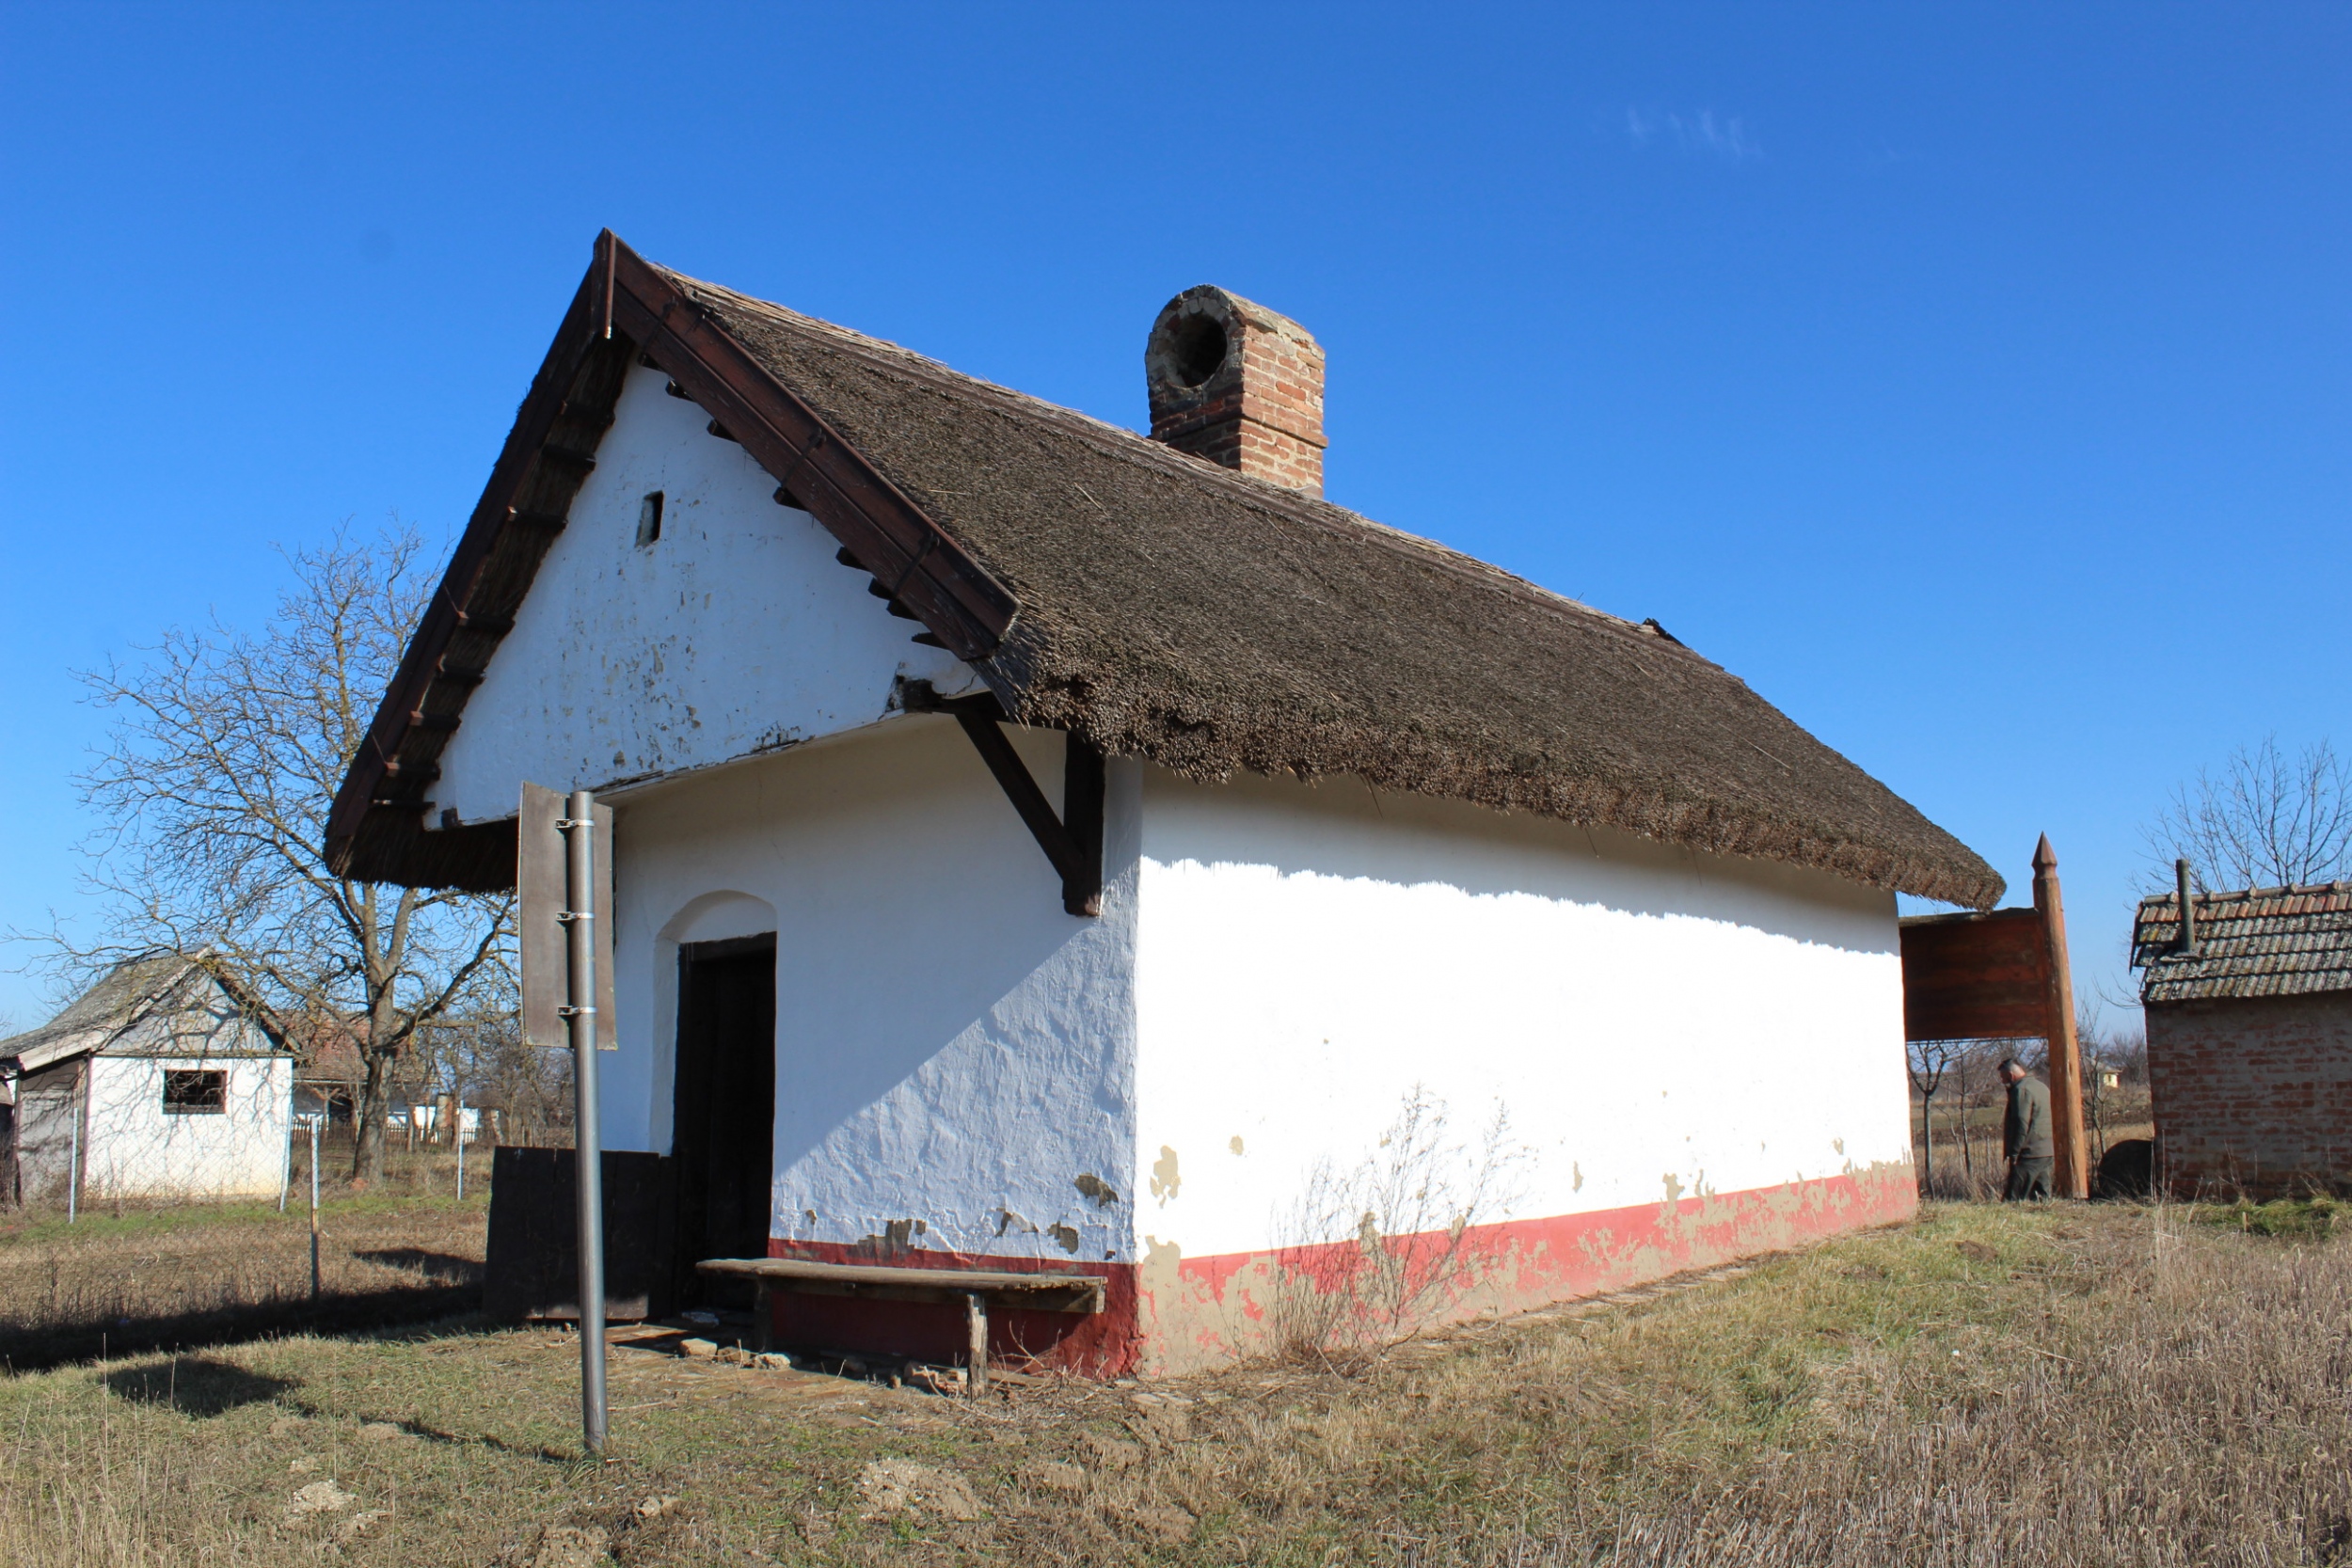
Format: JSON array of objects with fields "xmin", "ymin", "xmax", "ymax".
[{"xmin": 2131, "ymin": 883, "xmax": 2352, "ymax": 1004}]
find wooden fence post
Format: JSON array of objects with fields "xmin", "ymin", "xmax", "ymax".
[{"xmin": 2032, "ymin": 834, "xmax": 2089, "ymax": 1198}]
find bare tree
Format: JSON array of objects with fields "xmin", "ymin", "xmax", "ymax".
[
  {"xmin": 57, "ymin": 523, "xmax": 510, "ymax": 1182},
  {"xmin": 414, "ymin": 969, "xmax": 575, "ymax": 1148},
  {"xmin": 1906, "ymin": 1038, "xmax": 1959, "ymax": 1192},
  {"xmin": 2144, "ymin": 736, "xmax": 2352, "ymax": 892},
  {"xmin": 1945, "ymin": 1038, "xmax": 1997, "ymax": 1191}
]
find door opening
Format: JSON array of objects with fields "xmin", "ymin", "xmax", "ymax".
[{"xmin": 671, "ymin": 933, "xmax": 777, "ymax": 1307}]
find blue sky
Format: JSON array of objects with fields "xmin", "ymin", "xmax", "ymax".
[{"xmin": 2, "ymin": 5, "xmax": 2345, "ymax": 1032}]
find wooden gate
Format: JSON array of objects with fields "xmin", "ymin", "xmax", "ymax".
[{"xmin": 1898, "ymin": 835, "xmax": 2089, "ymax": 1197}]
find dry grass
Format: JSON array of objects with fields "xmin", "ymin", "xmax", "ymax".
[
  {"xmin": 2, "ymin": 1200, "xmax": 2346, "ymax": 1565},
  {"xmin": 0, "ymin": 1140, "xmax": 486, "ymax": 1369}
]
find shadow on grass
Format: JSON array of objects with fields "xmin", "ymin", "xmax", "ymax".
[
  {"xmin": 355, "ymin": 1247, "xmax": 483, "ymax": 1284},
  {"xmin": 103, "ymin": 1355, "xmax": 297, "ymax": 1416},
  {"xmin": 275, "ymin": 1402, "xmax": 583, "ymax": 1465},
  {"xmin": 0, "ymin": 1282, "xmax": 483, "ymax": 1375}
]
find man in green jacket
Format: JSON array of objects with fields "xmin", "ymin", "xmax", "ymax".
[{"xmin": 2000, "ymin": 1057, "xmax": 2055, "ymax": 1201}]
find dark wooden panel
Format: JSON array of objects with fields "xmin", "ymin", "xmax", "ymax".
[
  {"xmin": 484, "ymin": 1148, "xmax": 674, "ymax": 1323},
  {"xmin": 1900, "ymin": 909, "xmax": 2048, "ymax": 1041},
  {"xmin": 1062, "ymin": 735, "xmax": 1105, "ymax": 918}
]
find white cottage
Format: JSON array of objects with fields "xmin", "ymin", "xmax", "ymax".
[
  {"xmin": 1, "ymin": 953, "xmax": 294, "ymax": 1205},
  {"xmin": 328, "ymin": 235, "xmax": 2000, "ymax": 1375}
]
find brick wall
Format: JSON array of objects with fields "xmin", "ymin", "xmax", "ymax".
[
  {"xmin": 1145, "ymin": 285, "xmax": 1327, "ymax": 496},
  {"xmin": 2146, "ymin": 990, "xmax": 2352, "ymax": 1197}
]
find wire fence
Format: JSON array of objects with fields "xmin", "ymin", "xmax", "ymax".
[{"xmin": 0, "ymin": 1128, "xmax": 564, "ymax": 1370}]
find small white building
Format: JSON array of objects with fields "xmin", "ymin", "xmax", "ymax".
[
  {"xmin": 328, "ymin": 236, "xmax": 2001, "ymax": 1374},
  {"xmin": 2, "ymin": 954, "xmax": 294, "ymax": 1204}
]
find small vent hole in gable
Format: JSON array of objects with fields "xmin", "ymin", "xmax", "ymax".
[{"xmin": 636, "ymin": 491, "xmax": 664, "ymax": 546}]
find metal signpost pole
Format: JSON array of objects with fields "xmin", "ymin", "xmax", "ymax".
[
  {"xmin": 309, "ymin": 1116, "xmax": 322, "ymax": 1303},
  {"xmin": 455, "ymin": 1099, "xmax": 467, "ymax": 1204},
  {"xmin": 563, "ymin": 789, "xmax": 609, "ymax": 1456}
]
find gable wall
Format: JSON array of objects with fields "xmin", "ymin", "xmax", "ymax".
[
  {"xmin": 1127, "ymin": 767, "xmax": 1916, "ymax": 1371},
  {"xmin": 81, "ymin": 1054, "xmax": 291, "ymax": 1201},
  {"xmin": 105, "ymin": 975, "xmax": 280, "ymax": 1060},
  {"xmin": 432, "ymin": 364, "xmax": 978, "ymax": 825}
]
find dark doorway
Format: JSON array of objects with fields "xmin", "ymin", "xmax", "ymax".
[{"xmin": 672, "ymin": 934, "xmax": 777, "ymax": 1307}]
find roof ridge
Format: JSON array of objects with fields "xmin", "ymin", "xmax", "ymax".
[
  {"xmin": 2137, "ymin": 879, "xmax": 2352, "ymax": 906},
  {"xmin": 660, "ymin": 269, "xmax": 1701, "ymax": 665}
]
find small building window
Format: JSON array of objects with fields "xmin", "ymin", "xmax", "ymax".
[
  {"xmin": 636, "ymin": 491, "xmax": 664, "ymax": 546},
  {"xmin": 162, "ymin": 1069, "xmax": 227, "ymax": 1116}
]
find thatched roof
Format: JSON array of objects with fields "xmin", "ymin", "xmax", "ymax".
[
  {"xmin": 2133, "ymin": 883, "xmax": 2352, "ymax": 1004},
  {"xmin": 326, "ymin": 235, "xmax": 2001, "ymax": 909}
]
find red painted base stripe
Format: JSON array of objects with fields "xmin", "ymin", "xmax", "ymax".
[{"xmin": 757, "ymin": 1167, "xmax": 1915, "ymax": 1378}]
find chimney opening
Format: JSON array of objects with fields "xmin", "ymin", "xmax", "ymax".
[
  {"xmin": 1146, "ymin": 284, "xmax": 1326, "ymax": 496},
  {"xmin": 1168, "ymin": 315, "xmax": 1228, "ymax": 388}
]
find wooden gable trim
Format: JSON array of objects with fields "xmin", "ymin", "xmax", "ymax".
[
  {"xmin": 604, "ymin": 238, "xmax": 1017, "ymax": 663},
  {"xmin": 325, "ymin": 231, "xmax": 1021, "ymax": 890},
  {"xmin": 325, "ymin": 252, "xmax": 633, "ymax": 890}
]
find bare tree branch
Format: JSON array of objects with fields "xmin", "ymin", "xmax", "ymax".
[
  {"xmin": 29, "ymin": 520, "xmax": 511, "ymax": 1182},
  {"xmin": 2142, "ymin": 736, "xmax": 2352, "ymax": 892}
]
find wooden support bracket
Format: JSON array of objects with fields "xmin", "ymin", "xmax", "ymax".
[{"xmin": 905, "ymin": 682, "xmax": 1103, "ymax": 916}]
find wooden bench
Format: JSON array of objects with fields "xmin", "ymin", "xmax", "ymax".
[{"xmin": 693, "ymin": 1258, "xmax": 1106, "ymax": 1392}]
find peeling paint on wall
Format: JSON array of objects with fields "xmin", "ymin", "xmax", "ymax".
[
  {"xmin": 1073, "ymin": 1173, "xmax": 1120, "ymax": 1208},
  {"xmin": 1133, "ymin": 1163, "xmax": 1917, "ymax": 1375},
  {"xmin": 1149, "ymin": 1146, "xmax": 1182, "ymax": 1205}
]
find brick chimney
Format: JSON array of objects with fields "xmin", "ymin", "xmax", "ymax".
[{"xmin": 1145, "ymin": 285, "xmax": 1326, "ymax": 497}]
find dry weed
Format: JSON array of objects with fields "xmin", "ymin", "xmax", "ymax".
[
  {"xmin": 0, "ymin": 1201, "xmax": 2342, "ymax": 1565},
  {"xmin": 1267, "ymin": 1085, "xmax": 1528, "ymax": 1364}
]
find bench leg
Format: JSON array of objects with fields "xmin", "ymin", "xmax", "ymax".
[
  {"xmin": 963, "ymin": 1291, "xmax": 988, "ymax": 1397},
  {"xmin": 754, "ymin": 1280, "xmax": 771, "ymax": 1354}
]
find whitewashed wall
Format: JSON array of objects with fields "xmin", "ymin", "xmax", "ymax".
[
  {"xmin": 601, "ymin": 717, "xmax": 1144, "ymax": 1265},
  {"xmin": 430, "ymin": 362, "xmax": 981, "ymax": 824},
  {"xmin": 81, "ymin": 1054, "xmax": 293, "ymax": 1201},
  {"xmin": 1130, "ymin": 766, "xmax": 1912, "ymax": 1265}
]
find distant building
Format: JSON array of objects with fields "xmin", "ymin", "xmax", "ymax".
[
  {"xmin": 288, "ymin": 1024, "xmax": 503, "ymax": 1146},
  {"xmin": 0, "ymin": 953, "xmax": 294, "ymax": 1203},
  {"xmin": 2133, "ymin": 882, "xmax": 2352, "ymax": 1197}
]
